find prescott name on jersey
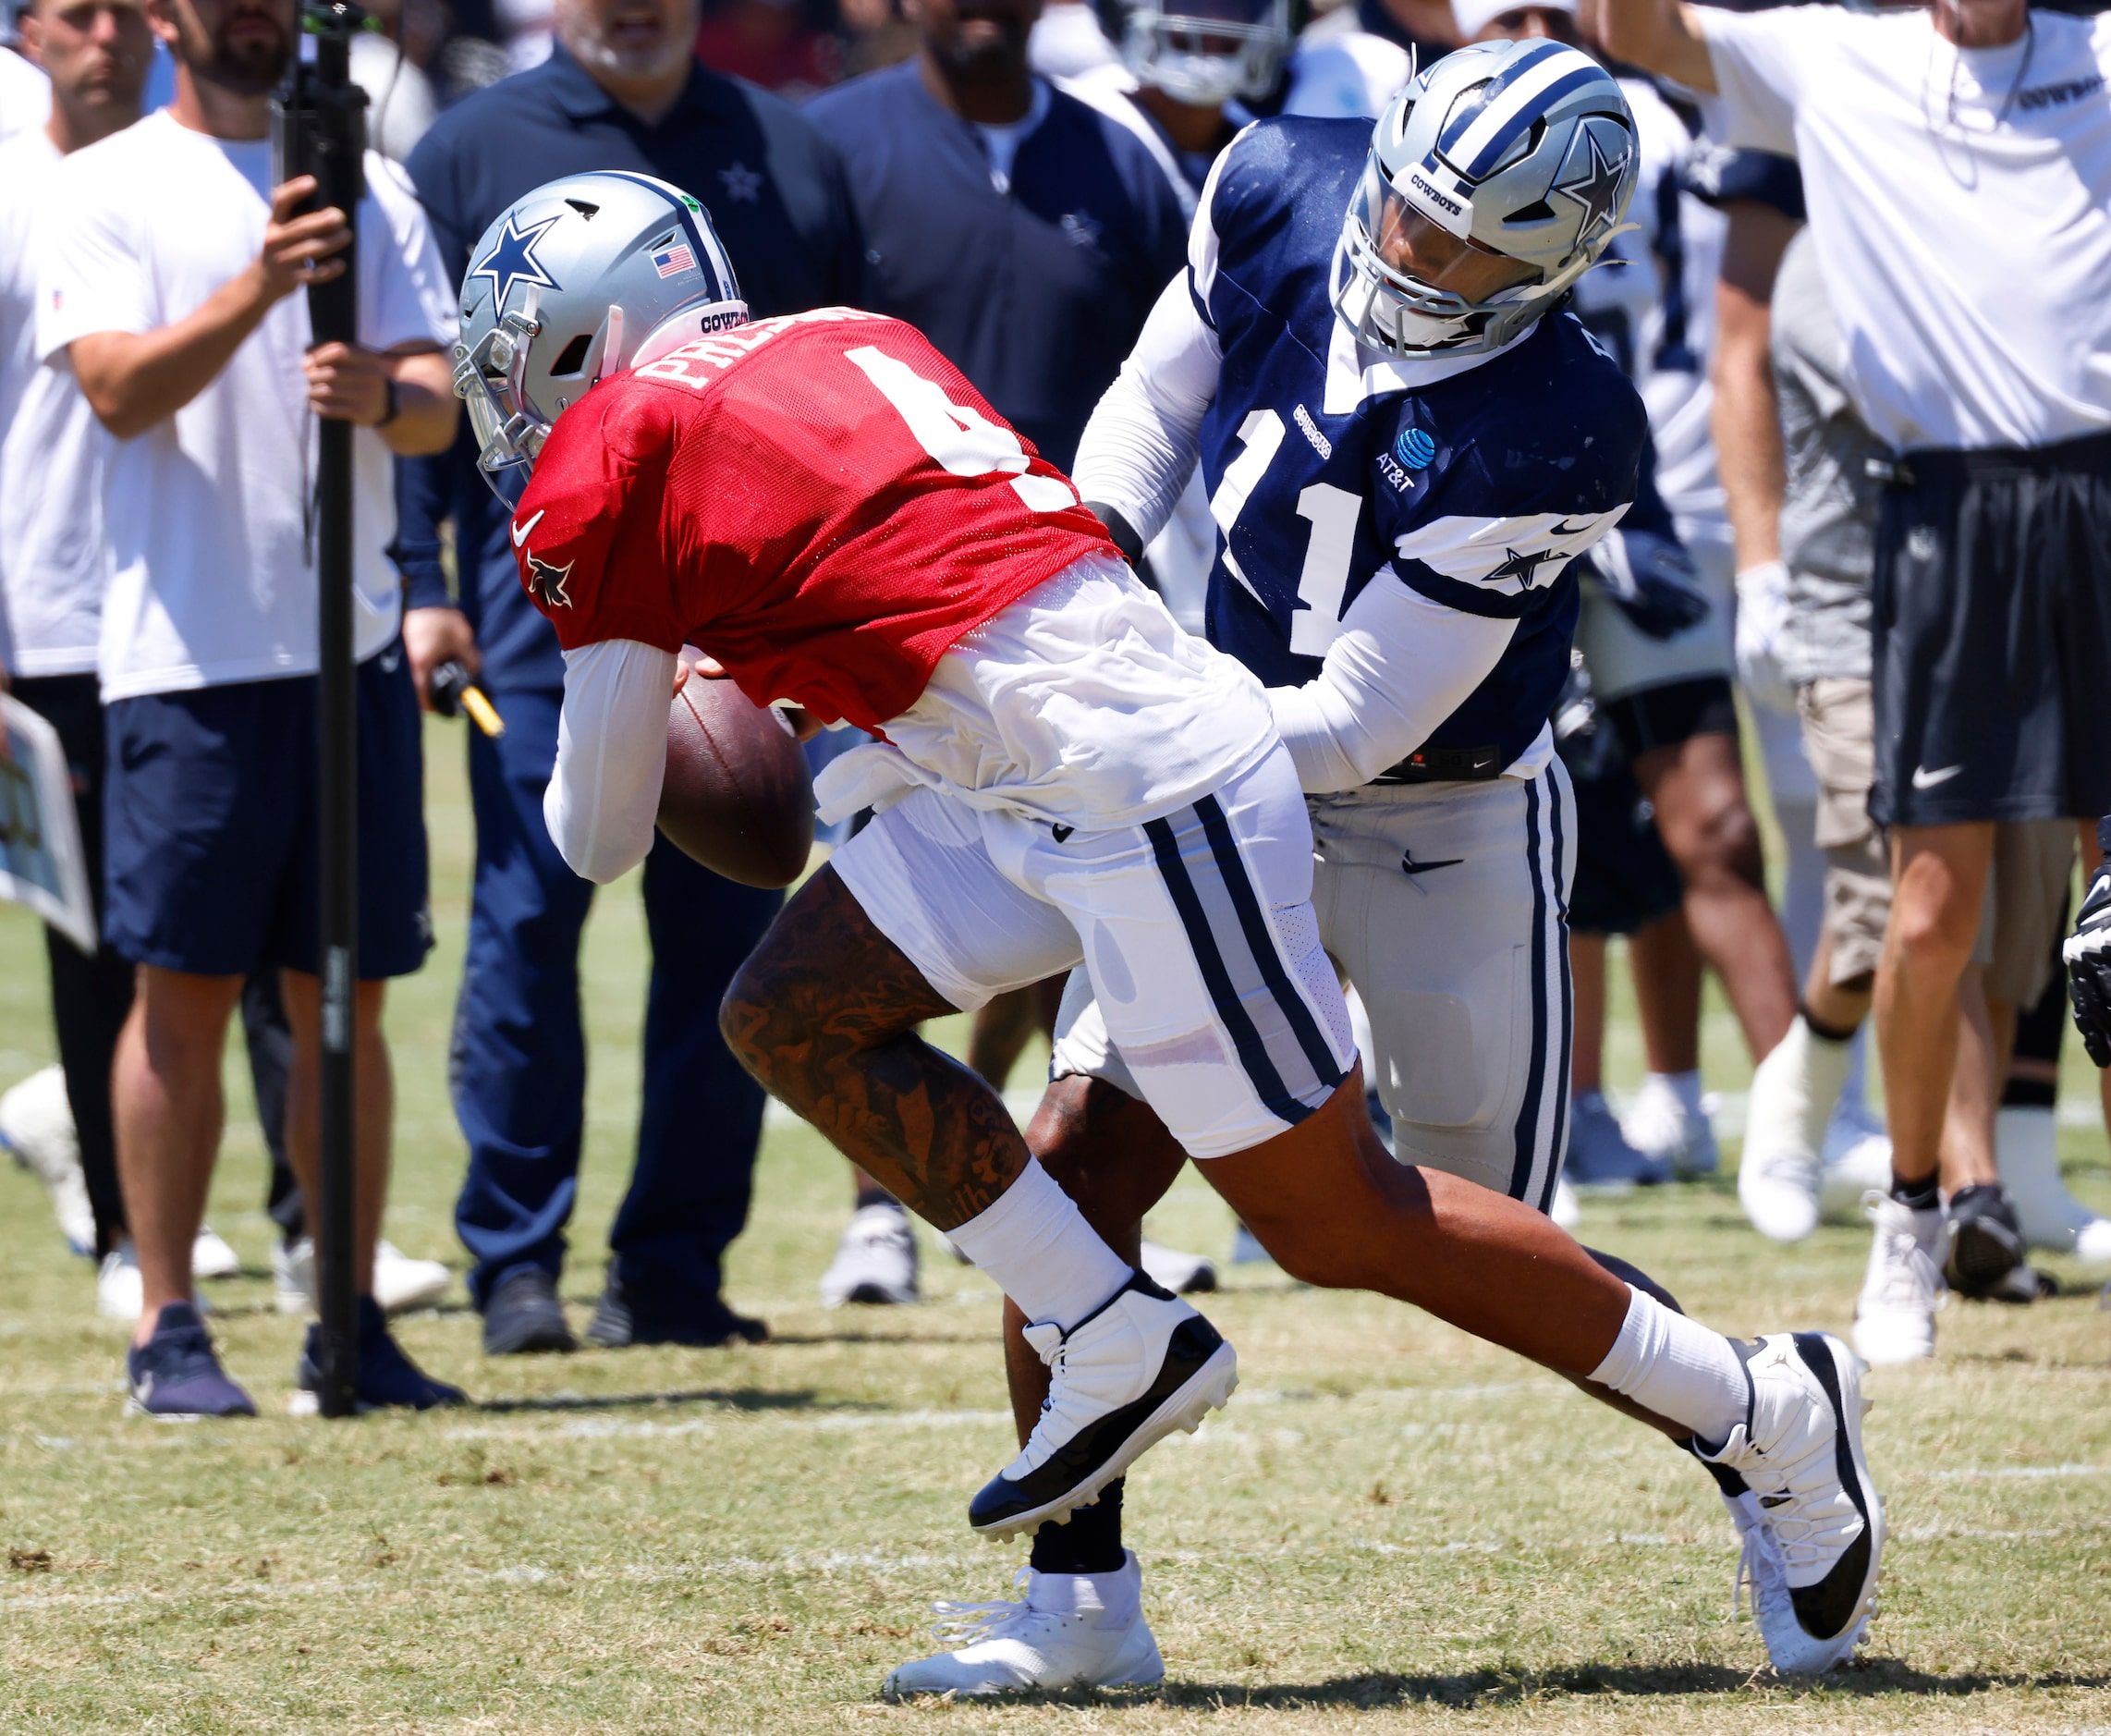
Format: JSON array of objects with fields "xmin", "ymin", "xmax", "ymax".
[
  {"xmin": 506, "ymin": 309, "xmax": 1117, "ymax": 733},
  {"xmin": 1097, "ymin": 116, "xmax": 1653, "ymax": 779}
]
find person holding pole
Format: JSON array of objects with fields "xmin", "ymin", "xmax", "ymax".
[{"xmin": 37, "ymin": 0, "xmax": 463, "ymax": 1416}]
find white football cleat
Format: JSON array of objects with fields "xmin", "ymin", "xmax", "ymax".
[
  {"xmin": 96, "ymin": 1242, "xmax": 211, "ymax": 1322},
  {"xmin": 885, "ymin": 1551, "xmax": 1163, "ymax": 1698},
  {"xmin": 273, "ymin": 1236, "xmax": 455, "ymax": 1315},
  {"xmin": 1853, "ymin": 1192, "xmax": 1945, "ymax": 1367},
  {"xmin": 970, "ymin": 1272, "xmax": 1237, "ymax": 1539},
  {"xmin": 1620, "ymin": 1073, "xmax": 1719, "ymax": 1179},
  {"xmin": 1996, "ymin": 1106, "xmax": 2111, "ymax": 1264},
  {"xmin": 818, "ymin": 1203, "xmax": 921, "ymax": 1306},
  {"xmin": 1699, "ymin": 1332, "xmax": 1884, "ymax": 1675},
  {"xmin": 1139, "ymin": 1239, "xmax": 1217, "ymax": 1294},
  {"xmin": 1818, "ymin": 1131, "xmax": 1893, "ymax": 1227},
  {"xmin": 1, "ymin": 1065, "xmax": 95, "ymax": 1256},
  {"xmin": 191, "ymin": 1224, "xmax": 240, "ymax": 1281}
]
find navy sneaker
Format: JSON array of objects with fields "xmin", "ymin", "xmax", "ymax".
[
  {"xmin": 298, "ymin": 1298, "xmax": 469, "ymax": 1412},
  {"xmin": 126, "ymin": 1302, "xmax": 257, "ymax": 1420},
  {"xmin": 583, "ymin": 1279, "xmax": 768, "ymax": 1349},
  {"xmin": 482, "ymin": 1268, "xmax": 576, "ymax": 1356},
  {"xmin": 1565, "ymin": 1091, "xmax": 1671, "ymax": 1191}
]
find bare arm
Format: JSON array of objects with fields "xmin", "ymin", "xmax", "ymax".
[
  {"xmin": 67, "ymin": 177, "xmax": 351, "ymax": 442},
  {"xmin": 302, "ymin": 342, "xmax": 458, "ymax": 458},
  {"xmin": 1598, "ymin": 0, "xmax": 1717, "ymax": 92},
  {"xmin": 1712, "ymin": 202, "xmax": 1800, "ymax": 571}
]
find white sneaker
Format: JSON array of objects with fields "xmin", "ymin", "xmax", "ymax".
[
  {"xmin": 1, "ymin": 1065, "xmax": 94, "ymax": 1256},
  {"xmin": 970, "ymin": 1273, "xmax": 1237, "ymax": 1539},
  {"xmin": 1739, "ymin": 1032, "xmax": 1829, "ymax": 1243},
  {"xmin": 885, "ymin": 1550, "xmax": 1164, "ymax": 1697},
  {"xmin": 1818, "ymin": 1132, "xmax": 1893, "ymax": 1227},
  {"xmin": 191, "ymin": 1224, "xmax": 240, "ymax": 1281},
  {"xmin": 819, "ymin": 1204, "xmax": 921, "ymax": 1306},
  {"xmin": 1853, "ymin": 1192, "xmax": 1945, "ymax": 1366},
  {"xmin": 96, "ymin": 1242, "xmax": 210, "ymax": 1322},
  {"xmin": 1699, "ymin": 1333, "xmax": 1884, "ymax": 1675},
  {"xmin": 273, "ymin": 1236, "xmax": 455, "ymax": 1315},
  {"xmin": 1621, "ymin": 1073, "xmax": 1719, "ymax": 1178},
  {"xmin": 1550, "ymin": 1177, "xmax": 1581, "ymax": 1230},
  {"xmin": 1997, "ymin": 1106, "xmax": 2111, "ymax": 1265},
  {"xmin": 1139, "ymin": 1240, "xmax": 1217, "ymax": 1294}
]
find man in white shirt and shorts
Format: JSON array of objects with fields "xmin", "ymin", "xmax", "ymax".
[
  {"xmin": 1606, "ymin": 0, "xmax": 2111, "ymax": 1359},
  {"xmin": 40, "ymin": 0, "xmax": 462, "ymax": 1414}
]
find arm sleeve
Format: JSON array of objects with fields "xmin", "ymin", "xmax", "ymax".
[
  {"xmin": 544, "ymin": 639, "xmax": 677, "ymax": 885},
  {"xmin": 394, "ymin": 447, "xmax": 456, "ymax": 613},
  {"xmin": 1695, "ymin": 7, "xmax": 1822, "ymax": 157},
  {"xmin": 1070, "ymin": 272, "xmax": 1221, "ymax": 549},
  {"xmin": 1265, "ymin": 574, "xmax": 1519, "ymax": 794}
]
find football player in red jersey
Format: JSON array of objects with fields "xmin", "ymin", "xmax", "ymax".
[{"xmin": 457, "ymin": 172, "xmax": 1882, "ymax": 1681}]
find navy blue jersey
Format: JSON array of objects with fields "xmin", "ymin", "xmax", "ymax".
[{"xmin": 1192, "ymin": 117, "xmax": 1651, "ymax": 770}]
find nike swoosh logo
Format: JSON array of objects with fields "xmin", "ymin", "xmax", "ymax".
[
  {"xmin": 1051, "ymin": 825, "xmax": 1074, "ymax": 843},
  {"xmin": 1910, "ymin": 764, "xmax": 1965, "ymax": 790},
  {"xmin": 510, "ymin": 509, "xmax": 544, "ymax": 548},
  {"xmin": 1400, "ymin": 855, "xmax": 1464, "ymax": 875}
]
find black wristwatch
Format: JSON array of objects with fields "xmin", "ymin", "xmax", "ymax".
[{"xmin": 375, "ymin": 376, "xmax": 401, "ymax": 430}]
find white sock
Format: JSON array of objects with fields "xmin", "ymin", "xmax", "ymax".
[
  {"xmin": 1647, "ymin": 1070, "xmax": 1705, "ymax": 1117},
  {"xmin": 946, "ymin": 1158, "xmax": 1133, "ymax": 1329},
  {"xmin": 1751, "ymin": 1015, "xmax": 1854, "ymax": 1155},
  {"xmin": 1588, "ymin": 1285, "xmax": 1751, "ymax": 1448},
  {"xmin": 1997, "ymin": 1105, "xmax": 2092, "ymax": 1242},
  {"xmin": 1027, "ymin": 1550, "xmax": 1141, "ymax": 1623}
]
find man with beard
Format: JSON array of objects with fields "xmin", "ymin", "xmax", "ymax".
[
  {"xmin": 38, "ymin": 0, "xmax": 464, "ymax": 1414},
  {"xmin": 397, "ymin": 0, "xmax": 861, "ymax": 1360}
]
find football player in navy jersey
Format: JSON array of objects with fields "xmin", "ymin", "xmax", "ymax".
[{"xmin": 886, "ymin": 42, "xmax": 1878, "ymax": 1696}]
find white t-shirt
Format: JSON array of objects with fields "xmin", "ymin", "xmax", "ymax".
[
  {"xmin": 0, "ymin": 128, "xmax": 107, "ymax": 676},
  {"xmin": 1702, "ymin": 6, "xmax": 2111, "ymax": 453},
  {"xmin": 37, "ymin": 109, "xmax": 458, "ymax": 701},
  {"xmin": 0, "ymin": 45, "xmax": 49, "ymax": 142}
]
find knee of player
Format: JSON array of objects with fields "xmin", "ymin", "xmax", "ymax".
[
  {"xmin": 717, "ymin": 955, "xmax": 784, "ymax": 1086},
  {"xmin": 1887, "ymin": 889, "xmax": 1979, "ymax": 967},
  {"xmin": 1677, "ymin": 794, "xmax": 1765, "ymax": 886}
]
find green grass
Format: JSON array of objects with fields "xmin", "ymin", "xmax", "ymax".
[{"xmin": 4, "ymin": 718, "xmax": 2111, "ymax": 1732}]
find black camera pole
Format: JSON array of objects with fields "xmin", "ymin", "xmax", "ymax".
[{"xmin": 275, "ymin": 2, "xmax": 370, "ymax": 1421}]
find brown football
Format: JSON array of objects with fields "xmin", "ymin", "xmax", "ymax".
[{"xmin": 657, "ymin": 677, "xmax": 814, "ymax": 888}]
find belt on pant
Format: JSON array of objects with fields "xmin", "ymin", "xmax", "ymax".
[{"xmin": 1367, "ymin": 744, "xmax": 1503, "ymax": 785}]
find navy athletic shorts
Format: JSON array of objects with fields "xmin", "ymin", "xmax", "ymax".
[
  {"xmin": 1872, "ymin": 429, "xmax": 2111, "ymax": 827},
  {"xmin": 1603, "ymin": 674, "xmax": 1740, "ymax": 764},
  {"xmin": 102, "ymin": 643, "xmax": 432, "ymax": 980},
  {"xmin": 1558, "ymin": 722, "xmax": 1684, "ymax": 937}
]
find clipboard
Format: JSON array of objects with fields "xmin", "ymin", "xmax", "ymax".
[{"xmin": 0, "ymin": 693, "xmax": 97, "ymax": 955}]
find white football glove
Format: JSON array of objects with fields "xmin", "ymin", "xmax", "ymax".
[{"xmin": 1733, "ymin": 559, "xmax": 1796, "ymax": 715}]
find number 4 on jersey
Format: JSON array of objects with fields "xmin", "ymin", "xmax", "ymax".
[
  {"xmin": 1208, "ymin": 408, "xmax": 1362, "ymax": 658},
  {"xmin": 846, "ymin": 347, "xmax": 1079, "ymax": 515}
]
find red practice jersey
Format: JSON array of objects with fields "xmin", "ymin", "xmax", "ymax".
[{"xmin": 508, "ymin": 309, "xmax": 1117, "ymax": 732}]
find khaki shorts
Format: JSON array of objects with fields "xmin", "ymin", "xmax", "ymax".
[
  {"xmin": 1799, "ymin": 678, "xmax": 1891, "ymax": 987},
  {"xmin": 1797, "ymin": 677, "xmax": 2075, "ymax": 1003}
]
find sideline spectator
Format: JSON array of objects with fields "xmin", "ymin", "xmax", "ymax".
[
  {"xmin": 804, "ymin": 0, "xmax": 1186, "ymax": 1308},
  {"xmin": 40, "ymin": 0, "xmax": 462, "ymax": 1415},
  {"xmin": 1605, "ymin": 0, "xmax": 2111, "ymax": 1360},
  {"xmin": 0, "ymin": 18, "xmax": 53, "ymax": 135},
  {"xmin": 401, "ymin": 0, "xmax": 862, "ymax": 1357},
  {"xmin": 1277, "ymin": 0, "xmax": 1453, "ymax": 119}
]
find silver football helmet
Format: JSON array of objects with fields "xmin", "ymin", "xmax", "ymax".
[
  {"xmin": 1331, "ymin": 39, "xmax": 1638, "ymax": 360},
  {"xmin": 1117, "ymin": 0, "xmax": 1291, "ymax": 106},
  {"xmin": 453, "ymin": 171, "xmax": 748, "ymax": 507}
]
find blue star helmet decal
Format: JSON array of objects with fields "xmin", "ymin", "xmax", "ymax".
[
  {"xmin": 1552, "ymin": 127, "xmax": 1628, "ymax": 245},
  {"xmin": 468, "ymin": 211, "xmax": 563, "ymax": 312}
]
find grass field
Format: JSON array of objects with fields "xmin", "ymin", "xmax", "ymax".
[{"xmin": 4, "ymin": 717, "xmax": 2111, "ymax": 1734}]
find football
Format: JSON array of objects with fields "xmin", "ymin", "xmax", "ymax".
[{"xmin": 657, "ymin": 676, "xmax": 815, "ymax": 888}]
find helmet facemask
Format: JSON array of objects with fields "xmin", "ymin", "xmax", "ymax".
[{"xmin": 1123, "ymin": 0, "xmax": 1289, "ymax": 106}]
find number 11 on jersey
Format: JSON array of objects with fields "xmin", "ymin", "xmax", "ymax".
[{"xmin": 1208, "ymin": 409, "xmax": 1363, "ymax": 659}]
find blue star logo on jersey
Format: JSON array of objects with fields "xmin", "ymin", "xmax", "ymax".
[
  {"xmin": 468, "ymin": 211, "xmax": 563, "ymax": 311},
  {"xmin": 1552, "ymin": 129, "xmax": 1627, "ymax": 243},
  {"xmin": 1395, "ymin": 427, "xmax": 1436, "ymax": 471},
  {"xmin": 1489, "ymin": 546, "xmax": 1560, "ymax": 591}
]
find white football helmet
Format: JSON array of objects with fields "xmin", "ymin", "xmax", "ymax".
[
  {"xmin": 452, "ymin": 170, "xmax": 748, "ymax": 507},
  {"xmin": 1332, "ymin": 39, "xmax": 1638, "ymax": 359},
  {"xmin": 1114, "ymin": 0, "xmax": 1291, "ymax": 106}
]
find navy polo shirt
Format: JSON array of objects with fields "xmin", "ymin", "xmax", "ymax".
[
  {"xmin": 398, "ymin": 44, "xmax": 864, "ymax": 691},
  {"xmin": 804, "ymin": 63, "xmax": 1188, "ymax": 472}
]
